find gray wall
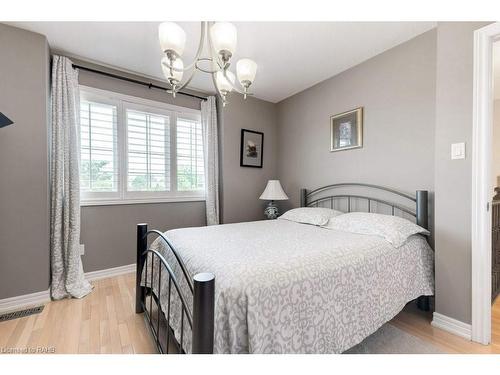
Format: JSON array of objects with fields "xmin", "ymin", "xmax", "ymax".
[
  {"xmin": 0, "ymin": 24, "xmax": 50, "ymax": 299},
  {"xmin": 77, "ymin": 62, "xmax": 208, "ymax": 272},
  {"xmin": 276, "ymin": 24, "xmax": 493, "ymax": 325},
  {"xmin": 276, "ymin": 29, "xmax": 437, "ymax": 225},
  {"xmin": 75, "ymin": 58, "xmax": 203, "ymax": 111},
  {"xmin": 433, "ymin": 22, "xmax": 489, "ymax": 324},
  {"xmin": 219, "ymin": 95, "xmax": 278, "ymax": 223},
  {"xmin": 80, "ymin": 202, "xmax": 206, "ymax": 271}
]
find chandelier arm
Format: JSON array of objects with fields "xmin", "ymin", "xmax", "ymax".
[
  {"xmin": 162, "ymin": 21, "xmax": 207, "ymax": 72},
  {"xmin": 206, "ymin": 21, "xmax": 226, "ymax": 72},
  {"xmin": 173, "ymin": 65, "xmax": 198, "ymax": 93},
  {"xmin": 206, "ymin": 22, "xmax": 227, "ymax": 102},
  {"xmin": 195, "ymin": 58, "xmax": 220, "ymax": 74},
  {"xmin": 205, "ymin": 21, "xmax": 252, "ymax": 97},
  {"xmin": 167, "ymin": 22, "xmax": 209, "ymax": 92},
  {"xmin": 211, "ymin": 70, "xmax": 226, "ymax": 103},
  {"xmin": 221, "ymin": 69, "xmax": 254, "ymax": 96}
]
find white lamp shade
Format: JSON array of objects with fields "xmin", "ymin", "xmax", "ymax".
[
  {"xmin": 159, "ymin": 22, "xmax": 186, "ymax": 56},
  {"xmin": 161, "ymin": 56, "xmax": 184, "ymax": 82},
  {"xmin": 259, "ymin": 180, "xmax": 289, "ymax": 201},
  {"xmin": 215, "ymin": 70, "xmax": 235, "ymax": 93},
  {"xmin": 211, "ymin": 22, "xmax": 237, "ymax": 55},
  {"xmin": 237, "ymin": 58, "xmax": 257, "ymax": 85}
]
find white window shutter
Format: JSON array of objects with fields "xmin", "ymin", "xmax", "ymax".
[
  {"xmin": 80, "ymin": 100, "xmax": 118, "ymax": 194},
  {"xmin": 126, "ymin": 109, "xmax": 170, "ymax": 192},
  {"xmin": 177, "ymin": 117, "xmax": 205, "ymax": 192}
]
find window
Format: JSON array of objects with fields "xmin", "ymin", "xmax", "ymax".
[
  {"xmin": 126, "ymin": 107, "xmax": 170, "ymax": 192},
  {"xmin": 177, "ymin": 116, "xmax": 204, "ymax": 191},
  {"xmin": 80, "ymin": 99, "xmax": 119, "ymax": 200},
  {"xmin": 79, "ymin": 87, "xmax": 205, "ymax": 205}
]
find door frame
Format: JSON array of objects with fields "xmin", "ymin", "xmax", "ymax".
[{"xmin": 471, "ymin": 22, "xmax": 500, "ymax": 345}]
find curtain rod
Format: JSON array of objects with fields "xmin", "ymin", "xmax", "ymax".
[{"xmin": 72, "ymin": 64, "xmax": 208, "ymax": 101}]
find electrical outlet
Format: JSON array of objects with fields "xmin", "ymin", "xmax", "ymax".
[{"xmin": 80, "ymin": 244, "xmax": 85, "ymax": 256}]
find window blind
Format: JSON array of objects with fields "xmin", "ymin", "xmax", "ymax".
[
  {"xmin": 126, "ymin": 109, "xmax": 171, "ymax": 192},
  {"xmin": 79, "ymin": 87, "xmax": 205, "ymax": 204},
  {"xmin": 177, "ymin": 117, "xmax": 205, "ymax": 191},
  {"xmin": 80, "ymin": 101, "xmax": 118, "ymax": 193}
]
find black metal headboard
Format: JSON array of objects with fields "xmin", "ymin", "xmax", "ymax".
[{"xmin": 300, "ymin": 183, "xmax": 428, "ymax": 230}]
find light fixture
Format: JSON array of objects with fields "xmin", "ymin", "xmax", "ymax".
[
  {"xmin": 215, "ymin": 70, "xmax": 235, "ymax": 94},
  {"xmin": 236, "ymin": 59, "xmax": 257, "ymax": 99},
  {"xmin": 158, "ymin": 22, "xmax": 258, "ymax": 106},
  {"xmin": 210, "ymin": 22, "xmax": 237, "ymax": 60},
  {"xmin": 161, "ymin": 56, "xmax": 184, "ymax": 94},
  {"xmin": 259, "ymin": 180, "xmax": 289, "ymax": 219},
  {"xmin": 159, "ymin": 22, "xmax": 187, "ymax": 57}
]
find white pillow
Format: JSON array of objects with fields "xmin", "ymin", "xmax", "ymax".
[
  {"xmin": 278, "ymin": 207, "xmax": 344, "ymax": 226},
  {"xmin": 323, "ymin": 212, "xmax": 430, "ymax": 247}
]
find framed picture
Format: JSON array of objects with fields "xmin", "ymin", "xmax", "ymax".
[
  {"xmin": 330, "ymin": 107, "xmax": 363, "ymax": 152},
  {"xmin": 240, "ymin": 129, "xmax": 264, "ymax": 168}
]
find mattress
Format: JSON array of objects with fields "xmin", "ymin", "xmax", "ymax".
[{"xmin": 142, "ymin": 219, "xmax": 434, "ymax": 353}]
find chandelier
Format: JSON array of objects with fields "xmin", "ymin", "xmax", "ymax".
[{"xmin": 159, "ymin": 22, "xmax": 258, "ymax": 106}]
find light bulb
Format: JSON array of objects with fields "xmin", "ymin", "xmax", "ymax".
[
  {"xmin": 236, "ymin": 59, "xmax": 257, "ymax": 86},
  {"xmin": 161, "ymin": 56, "xmax": 184, "ymax": 84},
  {"xmin": 211, "ymin": 22, "xmax": 237, "ymax": 58},
  {"xmin": 216, "ymin": 70, "xmax": 235, "ymax": 93},
  {"xmin": 159, "ymin": 22, "xmax": 186, "ymax": 57}
]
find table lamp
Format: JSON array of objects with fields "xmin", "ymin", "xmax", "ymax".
[{"xmin": 259, "ymin": 180, "xmax": 289, "ymax": 219}]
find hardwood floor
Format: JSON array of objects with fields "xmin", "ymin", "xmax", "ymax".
[
  {"xmin": 0, "ymin": 274, "xmax": 156, "ymax": 354},
  {"xmin": 1, "ymin": 273, "xmax": 500, "ymax": 354},
  {"xmin": 391, "ymin": 298, "xmax": 500, "ymax": 354}
]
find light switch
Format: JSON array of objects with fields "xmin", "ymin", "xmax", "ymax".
[{"xmin": 451, "ymin": 142, "xmax": 465, "ymax": 160}]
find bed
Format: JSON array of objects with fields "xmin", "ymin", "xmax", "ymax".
[{"xmin": 135, "ymin": 183, "xmax": 434, "ymax": 354}]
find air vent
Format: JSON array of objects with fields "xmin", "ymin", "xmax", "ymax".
[{"xmin": 0, "ymin": 306, "xmax": 44, "ymax": 322}]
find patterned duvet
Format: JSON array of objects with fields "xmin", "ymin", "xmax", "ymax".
[{"xmin": 143, "ymin": 219, "xmax": 434, "ymax": 353}]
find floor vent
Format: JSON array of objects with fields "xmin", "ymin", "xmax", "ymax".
[{"xmin": 0, "ymin": 306, "xmax": 44, "ymax": 322}]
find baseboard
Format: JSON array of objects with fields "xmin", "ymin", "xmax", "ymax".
[
  {"xmin": 0, "ymin": 289, "xmax": 50, "ymax": 315},
  {"xmin": 431, "ymin": 312, "xmax": 472, "ymax": 340},
  {"xmin": 0, "ymin": 264, "xmax": 135, "ymax": 315},
  {"xmin": 84, "ymin": 263, "xmax": 135, "ymax": 282}
]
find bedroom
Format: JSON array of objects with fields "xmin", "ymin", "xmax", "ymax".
[{"xmin": 1, "ymin": 0, "xmax": 500, "ymax": 372}]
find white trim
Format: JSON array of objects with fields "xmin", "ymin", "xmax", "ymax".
[
  {"xmin": 79, "ymin": 85, "xmax": 205, "ymax": 206},
  {"xmin": 471, "ymin": 22, "xmax": 500, "ymax": 346},
  {"xmin": 432, "ymin": 312, "xmax": 472, "ymax": 340},
  {"xmin": 0, "ymin": 289, "xmax": 50, "ymax": 315},
  {"xmin": 81, "ymin": 196, "xmax": 205, "ymax": 207},
  {"xmin": 84, "ymin": 263, "xmax": 136, "ymax": 282},
  {"xmin": 0, "ymin": 264, "xmax": 136, "ymax": 315}
]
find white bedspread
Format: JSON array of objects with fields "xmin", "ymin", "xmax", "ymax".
[{"xmin": 142, "ymin": 219, "xmax": 434, "ymax": 353}]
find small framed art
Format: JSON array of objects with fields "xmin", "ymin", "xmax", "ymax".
[
  {"xmin": 330, "ymin": 107, "xmax": 363, "ymax": 152},
  {"xmin": 240, "ymin": 129, "xmax": 264, "ymax": 168}
]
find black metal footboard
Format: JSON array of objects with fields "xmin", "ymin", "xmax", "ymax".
[{"xmin": 135, "ymin": 223, "xmax": 215, "ymax": 354}]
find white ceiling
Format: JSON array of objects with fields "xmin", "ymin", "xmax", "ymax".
[{"xmin": 8, "ymin": 22, "xmax": 437, "ymax": 103}]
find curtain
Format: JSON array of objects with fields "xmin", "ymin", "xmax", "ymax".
[
  {"xmin": 201, "ymin": 96, "xmax": 220, "ymax": 225},
  {"xmin": 50, "ymin": 55, "xmax": 92, "ymax": 300}
]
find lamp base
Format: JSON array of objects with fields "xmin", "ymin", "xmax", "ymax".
[{"xmin": 264, "ymin": 201, "xmax": 279, "ymax": 220}]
